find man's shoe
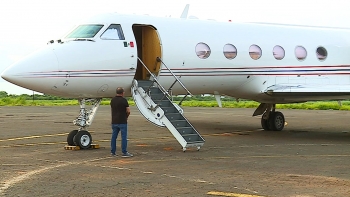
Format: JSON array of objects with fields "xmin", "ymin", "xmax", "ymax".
[
  {"xmin": 110, "ymin": 153, "xmax": 118, "ymax": 157},
  {"xmin": 121, "ymin": 152, "xmax": 133, "ymax": 158}
]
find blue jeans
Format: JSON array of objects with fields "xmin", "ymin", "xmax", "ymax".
[{"xmin": 111, "ymin": 124, "xmax": 128, "ymax": 154}]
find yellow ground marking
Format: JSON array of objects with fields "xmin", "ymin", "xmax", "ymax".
[
  {"xmin": 0, "ymin": 131, "xmax": 95, "ymax": 142},
  {"xmin": 202, "ymin": 131, "xmax": 253, "ymax": 137},
  {"xmin": 207, "ymin": 191, "xmax": 265, "ymax": 197},
  {"xmin": 95, "ymin": 136, "xmax": 172, "ymax": 143},
  {"xmin": 94, "ymin": 131, "xmax": 252, "ymax": 144},
  {"xmin": 135, "ymin": 144, "xmax": 150, "ymax": 147},
  {"xmin": 94, "ymin": 139, "xmax": 110, "ymax": 142},
  {"xmin": 0, "ymin": 131, "xmax": 247, "ymax": 146},
  {"xmin": 0, "ymin": 142, "xmax": 67, "ymax": 148},
  {"xmin": 1, "ymin": 164, "xmax": 33, "ymax": 166},
  {"xmin": 0, "ymin": 133, "xmax": 68, "ymax": 142}
]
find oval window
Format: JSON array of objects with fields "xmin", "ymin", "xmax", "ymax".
[
  {"xmin": 316, "ymin": 47, "xmax": 327, "ymax": 61},
  {"xmin": 249, "ymin": 45, "xmax": 262, "ymax": 60},
  {"xmin": 273, "ymin": 45, "xmax": 285, "ymax": 60},
  {"xmin": 195, "ymin": 43, "xmax": 211, "ymax": 59},
  {"xmin": 295, "ymin": 46, "xmax": 307, "ymax": 61},
  {"xmin": 223, "ymin": 44, "xmax": 237, "ymax": 59}
]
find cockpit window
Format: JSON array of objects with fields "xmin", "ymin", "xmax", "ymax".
[
  {"xmin": 65, "ymin": 24, "xmax": 104, "ymax": 38},
  {"xmin": 100, "ymin": 24, "xmax": 125, "ymax": 40}
]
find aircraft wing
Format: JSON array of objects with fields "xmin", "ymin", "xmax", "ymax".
[{"xmin": 264, "ymin": 84, "xmax": 350, "ymax": 102}]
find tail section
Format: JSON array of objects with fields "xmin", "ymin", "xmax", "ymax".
[{"xmin": 180, "ymin": 4, "xmax": 190, "ymax": 19}]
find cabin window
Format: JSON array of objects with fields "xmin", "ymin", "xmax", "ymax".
[
  {"xmin": 65, "ymin": 24, "xmax": 104, "ymax": 38},
  {"xmin": 273, "ymin": 45, "xmax": 285, "ymax": 60},
  {"xmin": 223, "ymin": 44, "xmax": 237, "ymax": 59},
  {"xmin": 316, "ymin": 46, "xmax": 327, "ymax": 61},
  {"xmin": 196, "ymin": 43, "xmax": 211, "ymax": 59},
  {"xmin": 295, "ymin": 46, "xmax": 307, "ymax": 61},
  {"xmin": 249, "ymin": 45, "xmax": 262, "ymax": 60},
  {"xmin": 101, "ymin": 24, "xmax": 125, "ymax": 40}
]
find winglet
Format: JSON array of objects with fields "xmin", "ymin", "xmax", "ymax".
[{"xmin": 180, "ymin": 4, "xmax": 190, "ymax": 19}]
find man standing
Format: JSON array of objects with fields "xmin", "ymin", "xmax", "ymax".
[{"xmin": 110, "ymin": 87, "xmax": 133, "ymax": 157}]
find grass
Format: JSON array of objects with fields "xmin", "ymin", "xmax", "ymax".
[{"xmin": 1, "ymin": 97, "xmax": 350, "ymax": 111}]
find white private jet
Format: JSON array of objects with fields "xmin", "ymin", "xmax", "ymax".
[{"xmin": 2, "ymin": 6, "xmax": 350, "ymax": 151}]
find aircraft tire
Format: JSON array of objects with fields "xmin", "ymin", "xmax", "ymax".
[
  {"xmin": 73, "ymin": 130, "xmax": 92, "ymax": 149},
  {"xmin": 67, "ymin": 130, "xmax": 78, "ymax": 146},
  {"xmin": 261, "ymin": 116, "xmax": 271, "ymax": 131},
  {"xmin": 268, "ymin": 111, "xmax": 285, "ymax": 131}
]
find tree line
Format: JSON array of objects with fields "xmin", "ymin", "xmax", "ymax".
[
  {"xmin": 0, "ymin": 91, "xmax": 237, "ymax": 101},
  {"xmin": 0, "ymin": 91, "xmax": 72, "ymax": 100}
]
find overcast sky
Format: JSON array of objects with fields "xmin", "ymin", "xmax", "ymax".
[{"xmin": 1, "ymin": 0, "xmax": 350, "ymax": 94}]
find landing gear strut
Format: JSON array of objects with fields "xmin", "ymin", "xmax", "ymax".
[
  {"xmin": 254, "ymin": 103, "xmax": 285, "ymax": 131},
  {"xmin": 66, "ymin": 98, "xmax": 101, "ymax": 149}
]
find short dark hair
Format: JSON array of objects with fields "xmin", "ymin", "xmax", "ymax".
[{"xmin": 116, "ymin": 87, "xmax": 124, "ymax": 94}]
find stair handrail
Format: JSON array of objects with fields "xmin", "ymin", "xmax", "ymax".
[
  {"xmin": 137, "ymin": 57, "xmax": 193, "ymax": 105},
  {"xmin": 156, "ymin": 57, "xmax": 192, "ymax": 97},
  {"xmin": 137, "ymin": 57, "xmax": 171, "ymax": 101}
]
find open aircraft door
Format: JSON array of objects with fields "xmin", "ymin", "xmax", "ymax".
[{"xmin": 132, "ymin": 25, "xmax": 162, "ymax": 80}]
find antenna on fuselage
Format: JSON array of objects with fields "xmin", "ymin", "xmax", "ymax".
[{"xmin": 180, "ymin": 4, "xmax": 190, "ymax": 19}]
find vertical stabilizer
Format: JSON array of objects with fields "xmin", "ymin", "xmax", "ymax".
[{"xmin": 180, "ymin": 4, "xmax": 190, "ymax": 19}]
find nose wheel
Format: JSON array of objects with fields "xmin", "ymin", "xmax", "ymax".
[
  {"xmin": 65, "ymin": 98, "xmax": 101, "ymax": 150},
  {"xmin": 67, "ymin": 130, "xmax": 78, "ymax": 146},
  {"xmin": 67, "ymin": 130, "xmax": 92, "ymax": 149}
]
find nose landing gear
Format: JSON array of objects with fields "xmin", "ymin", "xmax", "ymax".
[{"xmin": 66, "ymin": 98, "xmax": 101, "ymax": 149}]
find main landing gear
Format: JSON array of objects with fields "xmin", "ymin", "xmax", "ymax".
[
  {"xmin": 66, "ymin": 98, "xmax": 101, "ymax": 149},
  {"xmin": 253, "ymin": 103, "xmax": 285, "ymax": 131}
]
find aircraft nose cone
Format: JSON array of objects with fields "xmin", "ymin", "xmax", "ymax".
[
  {"xmin": 1, "ymin": 67, "xmax": 16, "ymax": 82},
  {"xmin": 1, "ymin": 63, "xmax": 18, "ymax": 83},
  {"xmin": 1, "ymin": 48, "xmax": 58, "ymax": 90},
  {"xmin": 1, "ymin": 70, "xmax": 9, "ymax": 81}
]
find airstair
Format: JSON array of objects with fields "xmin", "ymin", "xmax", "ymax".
[{"xmin": 131, "ymin": 57, "xmax": 205, "ymax": 151}]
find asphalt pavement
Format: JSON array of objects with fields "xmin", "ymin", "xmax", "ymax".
[{"xmin": 1, "ymin": 106, "xmax": 350, "ymax": 197}]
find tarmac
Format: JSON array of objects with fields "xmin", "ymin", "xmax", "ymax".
[{"xmin": 1, "ymin": 106, "xmax": 350, "ymax": 197}]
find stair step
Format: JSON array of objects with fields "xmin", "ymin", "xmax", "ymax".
[
  {"xmin": 151, "ymin": 93, "xmax": 167, "ymax": 100},
  {"xmin": 162, "ymin": 106, "xmax": 178, "ymax": 113},
  {"xmin": 151, "ymin": 91, "xmax": 169, "ymax": 101},
  {"xmin": 177, "ymin": 127, "xmax": 196, "ymax": 135},
  {"xmin": 182, "ymin": 134, "xmax": 204, "ymax": 143},
  {"xmin": 154, "ymin": 100, "xmax": 172, "ymax": 108},
  {"xmin": 148, "ymin": 87, "xmax": 162, "ymax": 94},
  {"xmin": 187, "ymin": 141, "xmax": 205, "ymax": 145},
  {"xmin": 171, "ymin": 120, "xmax": 190, "ymax": 128},
  {"xmin": 137, "ymin": 80, "xmax": 154, "ymax": 87},
  {"xmin": 165, "ymin": 113, "xmax": 183, "ymax": 121}
]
